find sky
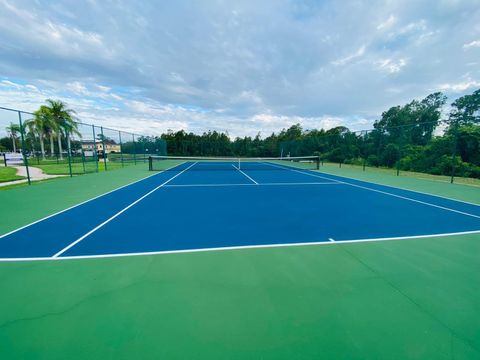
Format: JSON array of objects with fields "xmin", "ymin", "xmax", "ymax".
[{"xmin": 0, "ymin": 0, "xmax": 479, "ymax": 138}]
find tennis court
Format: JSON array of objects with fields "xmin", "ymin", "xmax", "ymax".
[{"xmin": 1, "ymin": 157, "xmax": 479, "ymax": 260}]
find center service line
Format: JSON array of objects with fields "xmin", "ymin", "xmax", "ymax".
[
  {"xmin": 52, "ymin": 162, "xmax": 198, "ymax": 258},
  {"xmin": 232, "ymin": 164, "xmax": 259, "ymax": 185}
]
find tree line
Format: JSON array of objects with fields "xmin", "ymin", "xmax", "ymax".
[
  {"xmin": 161, "ymin": 89, "xmax": 480, "ymax": 179},
  {"xmin": 2, "ymin": 89, "xmax": 479, "ymax": 178}
]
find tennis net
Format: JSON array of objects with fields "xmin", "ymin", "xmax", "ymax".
[{"xmin": 148, "ymin": 155, "xmax": 320, "ymax": 171}]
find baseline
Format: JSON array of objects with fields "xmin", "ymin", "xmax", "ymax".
[{"xmin": 0, "ymin": 229, "xmax": 477, "ymax": 262}]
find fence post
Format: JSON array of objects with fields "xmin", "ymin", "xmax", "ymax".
[
  {"xmin": 66, "ymin": 129, "xmax": 73, "ymax": 177},
  {"xmin": 81, "ymin": 147, "xmax": 86, "ymax": 174},
  {"xmin": 362, "ymin": 131, "xmax": 367, "ymax": 171},
  {"xmin": 119, "ymin": 131, "xmax": 124, "ymax": 167},
  {"xmin": 92, "ymin": 125, "xmax": 99, "ymax": 173},
  {"xmin": 100, "ymin": 126, "xmax": 107, "ymax": 171},
  {"xmin": 450, "ymin": 119, "xmax": 459, "ymax": 184},
  {"xmin": 133, "ymin": 134, "xmax": 137, "ymax": 165},
  {"xmin": 18, "ymin": 112, "xmax": 31, "ymax": 185},
  {"xmin": 396, "ymin": 126, "xmax": 403, "ymax": 176}
]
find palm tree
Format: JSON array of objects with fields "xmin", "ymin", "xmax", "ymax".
[
  {"xmin": 27, "ymin": 106, "xmax": 53, "ymax": 160},
  {"xmin": 62, "ymin": 116, "xmax": 81, "ymax": 155},
  {"xmin": 5, "ymin": 122, "xmax": 20, "ymax": 152},
  {"xmin": 45, "ymin": 99, "xmax": 77, "ymax": 160},
  {"xmin": 24, "ymin": 118, "xmax": 37, "ymax": 154}
]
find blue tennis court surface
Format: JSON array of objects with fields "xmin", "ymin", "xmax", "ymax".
[{"xmin": 1, "ymin": 161, "xmax": 479, "ymax": 260}]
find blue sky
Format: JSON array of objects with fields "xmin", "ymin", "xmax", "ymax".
[{"xmin": 0, "ymin": 0, "xmax": 479, "ymax": 137}]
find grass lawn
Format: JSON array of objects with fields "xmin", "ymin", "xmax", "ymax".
[
  {"xmin": 0, "ymin": 166, "xmax": 24, "ymax": 183},
  {"xmin": 322, "ymin": 162, "xmax": 480, "ymax": 187},
  {"xmin": 319, "ymin": 162, "xmax": 480, "ymax": 204},
  {"xmin": 34, "ymin": 160, "xmax": 134, "ymax": 175}
]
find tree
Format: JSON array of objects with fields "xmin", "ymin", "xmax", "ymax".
[
  {"xmin": 5, "ymin": 122, "xmax": 20, "ymax": 152},
  {"xmin": 44, "ymin": 99, "xmax": 77, "ymax": 160},
  {"xmin": 374, "ymin": 92, "xmax": 446, "ymax": 146},
  {"xmin": 24, "ymin": 117, "xmax": 37, "ymax": 154},
  {"xmin": 27, "ymin": 106, "xmax": 53, "ymax": 160},
  {"xmin": 449, "ymin": 89, "xmax": 480, "ymax": 126}
]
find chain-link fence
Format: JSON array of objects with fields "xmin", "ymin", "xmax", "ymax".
[
  {"xmin": 158, "ymin": 119, "xmax": 478, "ymax": 184},
  {"xmin": 0, "ymin": 106, "xmax": 167, "ymax": 185},
  {"xmin": 279, "ymin": 119, "xmax": 478, "ymax": 183}
]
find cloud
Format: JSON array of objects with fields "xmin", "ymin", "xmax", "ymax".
[
  {"xmin": 332, "ymin": 46, "xmax": 366, "ymax": 66},
  {"xmin": 67, "ymin": 81, "xmax": 88, "ymax": 95},
  {"xmin": 463, "ymin": 40, "xmax": 480, "ymax": 49},
  {"xmin": 377, "ymin": 15, "xmax": 396, "ymax": 30},
  {"xmin": 439, "ymin": 80, "xmax": 480, "ymax": 92},
  {"xmin": 0, "ymin": 0, "xmax": 479, "ymax": 138},
  {"xmin": 1, "ymin": 80, "xmax": 21, "ymax": 89},
  {"xmin": 376, "ymin": 58, "xmax": 407, "ymax": 74}
]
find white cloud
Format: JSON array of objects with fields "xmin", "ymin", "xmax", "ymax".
[
  {"xmin": 96, "ymin": 85, "xmax": 111, "ymax": 92},
  {"xmin": 390, "ymin": 20, "xmax": 427, "ymax": 37},
  {"xmin": 377, "ymin": 15, "xmax": 396, "ymax": 30},
  {"xmin": 0, "ymin": 0, "xmax": 479, "ymax": 138},
  {"xmin": 332, "ymin": 45, "xmax": 366, "ymax": 66},
  {"xmin": 67, "ymin": 81, "xmax": 88, "ymax": 95},
  {"xmin": 376, "ymin": 58, "xmax": 407, "ymax": 73},
  {"xmin": 463, "ymin": 40, "xmax": 480, "ymax": 49},
  {"xmin": 439, "ymin": 80, "xmax": 480, "ymax": 92},
  {"xmin": 1, "ymin": 80, "xmax": 21, "ymax": 89}
]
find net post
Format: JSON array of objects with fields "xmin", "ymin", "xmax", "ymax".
[
  {"xmin": 18, "ymin": 112, "xmax": 31, "ymax": 185},
  {"xmin": 316, "ymin": 155, "xmax": 320, "ymax": 170},
  {"xmin": 148, "ymin": 156, "xmax": 153, "ymax": 171}
]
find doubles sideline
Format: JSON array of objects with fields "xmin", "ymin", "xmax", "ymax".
[
  {"xmin": 264, "ymin": 162, "xmax": 480, "ymax": 220},
  {"xmin": 52, "ymin": 162, "xmax": 198, "ymax": 257}
]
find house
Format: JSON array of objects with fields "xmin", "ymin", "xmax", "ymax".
[{"xmin": 81, "ymin": 140, "xmax": 121, "ymax": 154}]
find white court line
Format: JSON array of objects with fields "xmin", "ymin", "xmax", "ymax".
[
  {"xmin": 328, "ymin": 238, "xmax": 335, "ymax": 242},
  {"xmin": 52, "ymin": 162, "xmax": 198, "ymax": 258},
  {"xmin": 265, "ymin": 162, "xmax": 480, "ymax": 220},
  {"xmin": 1, "ymin": 229, "xmax": 479, "ymax": 262},
  {"xmin": 232, "ymin": 164, "xmax": 258, "ymax": 184},
  {"xmin": 163, "ymin": 182, "xmax": 341, "ymax": 188},
  {"xmin": 0, "ymin": 163, "xmax": 186, "ymax": 240},
  {"xmin": 270, "ymin": 162, "xmax": 480, "ymax": 208}
]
